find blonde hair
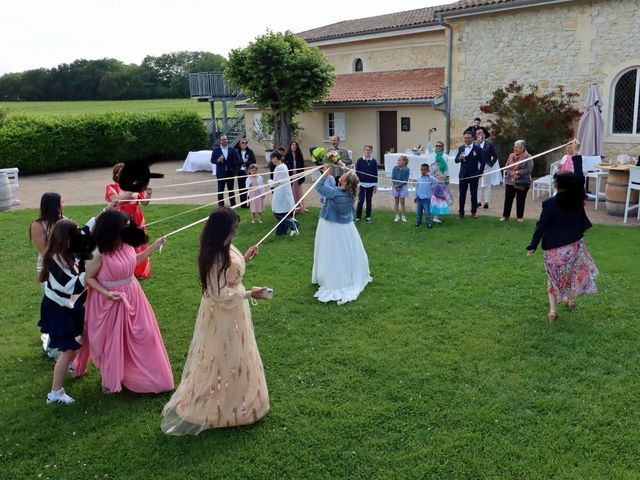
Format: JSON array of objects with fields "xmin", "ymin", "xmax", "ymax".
[
  {"xmin": 398, "ymin": 155, "xmax": 409, "ymax": 166},
  {"xmin": 341, "ymin": 171, "xmax": 360, "ymax": 198},
  {"xmin": 570, "ymin": 138, "xmax": 581, "ymax": 153},
  {"xmin": 248, "ymin": 164, "xmax": 258, "ymax": 173}
]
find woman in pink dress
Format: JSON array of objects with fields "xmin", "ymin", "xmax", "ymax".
[
  {"xmin": 73, "ymin": 210, "xmax": 173, "ymax": 394},
  {"xmin": 285, "ymin": 140, "xmax": 308, "ymax": 213},
  {"xmin": 105, "ymin": 163, "xmax": 153, "ymax": 278}
]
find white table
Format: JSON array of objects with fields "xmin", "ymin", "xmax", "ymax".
[
  {"xmin": 384, "ymin": 153, "xmax": 460, "ymax": 184},
  {"xmin": 178, "ymin": 150, "xmax": 216, "ymax": 174}
]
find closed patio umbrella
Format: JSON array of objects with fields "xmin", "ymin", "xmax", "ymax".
[{"xmin": 577, "ymin": 84, "xmax": 605, "ymax": 156}]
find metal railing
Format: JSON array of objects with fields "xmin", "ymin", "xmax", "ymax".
[{"xmin": 189, "ymin": 72, "xmax": 243, "ymax": 99}]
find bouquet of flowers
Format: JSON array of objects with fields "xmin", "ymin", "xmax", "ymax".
[{"xmin": 324, "ymin": 150, "xmax": 342, "ymax": 165}]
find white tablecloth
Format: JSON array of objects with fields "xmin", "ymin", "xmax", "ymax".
[
  {"xmin": 178, "ymin": 150, "xmax": 216, "ymax": 174},
  {"xmin": 384, "ymin": 153, "xmax": 460, "ymax": 184}
]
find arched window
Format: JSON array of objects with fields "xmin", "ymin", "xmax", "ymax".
[
  {"xmin": 612, "ymin": 67, "xmax": 640, "ymax": 134},
  {"xmin": 354, "ymin": 58, "xmax": 363, "ymax": 73}
]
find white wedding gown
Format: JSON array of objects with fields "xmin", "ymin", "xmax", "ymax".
[{"xmin": 312, "ymin": 218, "xmax": 371, "ymax": 305}]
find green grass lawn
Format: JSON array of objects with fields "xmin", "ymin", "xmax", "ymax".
[
  {"xmin": 1, "ymin": 206, "xmax": 639, "ymax": 479},
  {"xmin": 0, "ymin": 99, "xmax": 213, "ymax": 117}
]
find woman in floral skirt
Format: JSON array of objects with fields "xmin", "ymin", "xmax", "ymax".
[{"xmin": 526, "ymin": 172, "xmax": 598, "ymax": 321}]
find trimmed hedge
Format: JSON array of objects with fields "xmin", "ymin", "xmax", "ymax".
[{"xmin": 0, "ymin": 110, "xmax": 208, "ymax": 174}]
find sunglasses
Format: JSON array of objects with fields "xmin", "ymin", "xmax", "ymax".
[
  {"xmin": 436, "ymin": 145, "xmax": 444, "ymax": 148},
  {"xmin": 240, "ymin": 141, "xmax": 248, "ymax": 144}
]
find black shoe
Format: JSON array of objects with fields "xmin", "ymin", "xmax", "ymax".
[
  {"xmin": 483, "ymin": 203, "xmax": 489, "ymax": 209},
  {"xmin": 241, "ymin": 204, "xmax": 249, "ymax": 209},
  {"xmin": 477, "ymin": 202, "xmax": 482, "ymax": 207},
  {"xmin": 415, "ymin": 223, "xmax": 421, "ymax": 227},
  {"xmin": 427, "ymin": 223, "xmax": 433, "ymax": 228}
]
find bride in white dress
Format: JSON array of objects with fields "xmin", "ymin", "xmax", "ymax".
[{"xmin": 312, "ymin": 164, "xmax": 371, "ymax": 305}]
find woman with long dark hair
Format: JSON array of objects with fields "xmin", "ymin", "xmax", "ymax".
[
  {"xmin": 162, "ymin": 207, "xmax": 270, "ymax": 434},
  {"xmin": 30, "ymin": 192, "xmax": 63, "ymax": 276},
  {"xmin": 38, "ymin": 220, "xmax": 88, "ymax": 404},
  {"xmin": 73, "ymin": 210, "xmax": 173, "ymax": 393},
  {"xmin": 526, "ymin": 172, "xmax": 598, "ymax": 321},
  {"xmin": 285, "ymin": 140, "xmax": 308, "ymax": 213},
  {"xmin": 30, "ymin": 193, "xmax": 65, "ymax": 357}
]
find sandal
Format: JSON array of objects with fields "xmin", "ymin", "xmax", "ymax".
[
  {"xmin": 547, "ymin": 311, "xmax": 557, "ymax": 322},
  {"xmin": 566, "ymin": 300, "xmax": 576, "ymax": 309}
]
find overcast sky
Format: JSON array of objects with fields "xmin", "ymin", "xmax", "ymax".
[{"xmin": 0, "ymin": 0, "xmax": 457, "ymax": 75}]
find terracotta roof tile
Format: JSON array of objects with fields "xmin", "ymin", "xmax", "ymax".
[
  {"xmin": 318, "ymin": 68, "xmax": 444, "ymax": 104},
  {"xmin": 297, "ymin": 0, "xmax": 536, "ymax": 42},
  {"xmin": 434, "ymin": 0, "xmax": 529, "ymax": 14},
  {"xmin": 297, "ymin": 8, "xmax": 438, "ymax": 42}
]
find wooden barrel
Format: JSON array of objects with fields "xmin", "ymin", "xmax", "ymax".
[
  {"xmin": 606, "ymin": 168, "xmax": 639, "ymax": 216},
  {"xmin": 0, "ymin": 173, "xmax": 12, "ymax": 212}
]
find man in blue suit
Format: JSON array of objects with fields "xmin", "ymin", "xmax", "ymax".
[
  {"xmin": 455, "ymin": 131, "xmax": 485, "ymax": 218},
  {"xmin": 211, "ymin": 134, "xmax": 241, "ymax": 207}
]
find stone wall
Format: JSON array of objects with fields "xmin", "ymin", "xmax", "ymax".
[
  {"xmin": 320, "ymin": 30, "xmax": 445, "ymax": 74},
  {"xmin": 449, "ymin": 0, "xmax": 640, "ymax": 158}
]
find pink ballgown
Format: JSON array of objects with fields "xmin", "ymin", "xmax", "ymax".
[{"xmin": 74, "ymin": 244, "xmax": 173, "ymax": 393}]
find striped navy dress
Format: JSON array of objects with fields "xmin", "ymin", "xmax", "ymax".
[{"xmin": 38, "ymin": 255, "xmax": 87, "ymax": 352}]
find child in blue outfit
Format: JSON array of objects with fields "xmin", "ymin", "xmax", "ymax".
[
  {"xmin": 415, "ymin": 163, "xmax": 437, "ymax": 228},
  {"xmin": 391, "ymin": 156, "xmax": 411, "ymax": 222}
]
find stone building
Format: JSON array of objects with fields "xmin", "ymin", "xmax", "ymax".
[{"xmin": 243, "ymin": 0, "xmax": 640, "ymax": 164}]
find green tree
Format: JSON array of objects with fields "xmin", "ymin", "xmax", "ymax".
[
  {"xmin": 480, "ymin": 81, "xmax": 582, "ymax": 176},
  {"xmin": 142, "ymin": 51, "xmax": 227, "ymax": 97},
  {"xmin": 225, "ymin": 30, "xmax": 334, "ymax": 149}
]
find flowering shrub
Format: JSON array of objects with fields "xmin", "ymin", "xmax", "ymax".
[{"xmin": 480, "ymin": 81, "xmax": 582, "ymax": 176}]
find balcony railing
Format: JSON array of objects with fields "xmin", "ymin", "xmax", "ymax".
[{"xmin": 189, "ymin": 72, "xmax": 243, "ymax": 99}]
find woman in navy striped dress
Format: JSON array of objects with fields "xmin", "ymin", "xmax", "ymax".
[{"xmin": 38, "ymin": 219, "xmax": 88, "ymax": 405}]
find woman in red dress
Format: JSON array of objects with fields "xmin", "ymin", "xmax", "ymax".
[{"xmin": 105, "ymin": 163, "xmax": 153, "ymax": 278}]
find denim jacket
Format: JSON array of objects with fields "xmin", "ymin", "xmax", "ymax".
[{"xmin": 315, "ymin": 176, "xmax": 355, "ymax": 224}]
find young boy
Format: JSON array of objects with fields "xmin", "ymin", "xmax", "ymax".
[{"xmin": 415, "ymin": 163, "xmax": 437, "ymax": 228}]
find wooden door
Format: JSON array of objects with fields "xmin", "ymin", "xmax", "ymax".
[{"xmin": 379, "ymin": 111, "xmax": 397, "ymax": 167}]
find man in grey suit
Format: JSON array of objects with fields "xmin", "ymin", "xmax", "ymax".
[{"xmin": 327, "ymin": 136, "xmax": 352, "ymax": 180}]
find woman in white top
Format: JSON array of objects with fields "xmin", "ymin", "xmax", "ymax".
[{"xmin": 267, "ymin": 151, "xmax": 300, "ymax": 236}]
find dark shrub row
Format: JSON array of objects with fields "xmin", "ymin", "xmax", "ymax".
[{"xmin": 0, "ymin": 111, "xmax": 208, "ymax": 174}]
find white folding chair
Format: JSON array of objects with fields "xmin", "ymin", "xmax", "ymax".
[
  {"xmin": 532, "ymin": 161, "xmax": 559, "ymax": 200},
  {"xmin": 623, "ymin": 166, "xmax": 640, "ymax": 223},
  {"xmin": 582, "ymin": 156, "xmax": 607, "ymax": 210}
]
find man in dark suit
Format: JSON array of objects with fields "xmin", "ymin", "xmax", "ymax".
[
  {"xmin": 455, "ymin": 131, "xmax": 485, "ymax": 218},
  {"xmin": 211, "ymin": 134, "xmax": 241, "ymax": 207},
  {"xmin": 463, "ymin": 117, "xmax": 482, "ymax": 137}
]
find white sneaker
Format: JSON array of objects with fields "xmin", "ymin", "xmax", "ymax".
[
  {"xmin": 394, "ymin": 215, "xmax": 400, "ymax": 222},
  {"xmin": 433, "ymin": 217, "xmax": 442, "ymax": 223},
  {"xmin": 46, "ymin": 388, "xmax": 75, "ymax": 405},
  {"xmin": 41, "ymin": 333, "xmax": 50, "ymax": 352},
  {"xmin": 401, "ymin": 216, "xmax": 407, "ymax": 222}
]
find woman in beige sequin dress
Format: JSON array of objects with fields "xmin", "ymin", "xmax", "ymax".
[{"xmin": 161, "ymin": 208, "xmax": 270, "ymax": 434}]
